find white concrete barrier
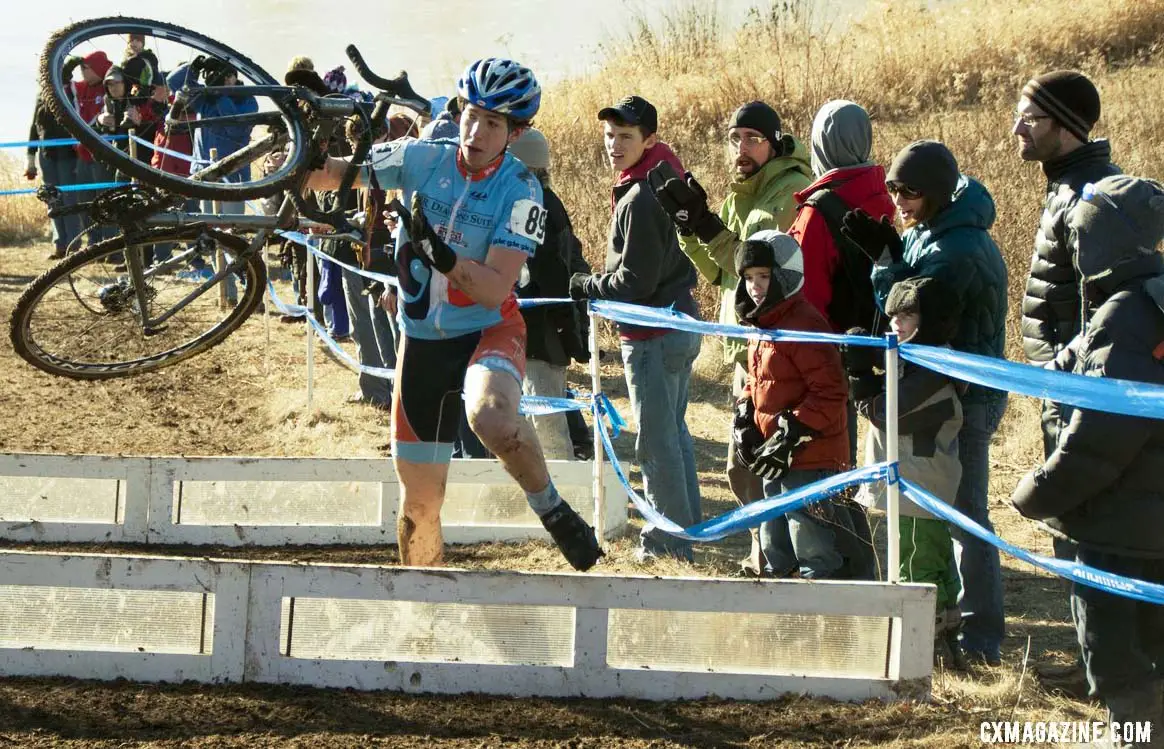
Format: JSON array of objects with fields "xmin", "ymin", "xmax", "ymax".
[
  {"xmin": 0, "ymin": 550, "xmax": 935, "ymax": 701},
  {"xmin": 0, "ymin": 453, "xmax": 624, "ymax": 546}
]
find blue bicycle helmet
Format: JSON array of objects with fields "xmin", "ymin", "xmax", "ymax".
[{"xmin": 456, "ymin": 58, "xmax": 541, "ymax": 122}]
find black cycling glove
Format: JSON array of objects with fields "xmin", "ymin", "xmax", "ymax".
[
  {"xmin": 407, "ymin": 192, "xmax": 458, "ymax": 274},
  {"xmin": 749, "ymin": 411, "xmax": 816, "ymax": 481}
]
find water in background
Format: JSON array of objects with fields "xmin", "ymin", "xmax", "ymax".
[{"xmin": 3, "ymin": 0, "xmax": 862, "ymax": 143}]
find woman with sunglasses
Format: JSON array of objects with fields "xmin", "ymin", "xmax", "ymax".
[{"xmin": 842, "ymin": 139, "xmax": 1009, "ymax": 667}]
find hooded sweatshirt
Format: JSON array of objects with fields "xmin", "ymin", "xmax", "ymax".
[
  {"xmin": 679, "ymin": 138, "xmax": 813, "ymax": 364},
  {"xmin": 572, "ymin": 141, "xmax": 698, "ymax": 338},
  {"xmin": 871, "ymin": 175, "xmax": 1008, "ymax": 403},
  {"xmin": 735, "ymin": 231, "xmax": 849, "ymax": 471},
  {"xmin": 789, "ymin": 101, "xmax": 895, "ymax": 330}
]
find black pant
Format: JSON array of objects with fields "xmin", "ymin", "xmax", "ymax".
[{"xmin": 1071, "ymin": 548, "xmax": 1164, "ymax": 699}]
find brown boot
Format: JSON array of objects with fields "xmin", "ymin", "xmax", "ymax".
[{"xmin": 1036, "ymin": 661, "xmax": 1093, "ymax": 701}]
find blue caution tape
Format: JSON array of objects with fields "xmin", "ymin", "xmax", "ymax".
[
  {"xmin": 129, "ymin": 132, "xmax": 195, "ymax": 162},
  {"xmin": 900, "ymin": 343, "xmax": 1164, "ymax": 421},
  {"xmin": 901, "ymin": 479, "xmax": 1164, "ymax": 605},
  {"xmin": 517, "ymin": 395, "xmax": 590, "ymax": 416},
  {"xmin": 0, "ymin": 180, "xmax": 129, "ymax": 197},
  {"xmin": 594, "ymin": 392, "xmax": 626, "ymax": 438},
  {"xmin": 266, "ymin": 280, "xmax": 304, "ymax": 317},
  {"xmin": 592, "ymin": 394, "xmax": 886, "ymax": 541},
  {"xmin": 284, "ymin": 231, "xmax": 400, "ymax": 287},
  {"xmin": 1, "ymin": 135, "xmax": 128, "ymax": 149},
  {"xmin": 590, "ymin": 299, "xmax": 886, "ymax": 347}
]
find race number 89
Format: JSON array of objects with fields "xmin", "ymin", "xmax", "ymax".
[{"xmin": 510, "ymin": 199, "xmax": 547, "ymax": 243}]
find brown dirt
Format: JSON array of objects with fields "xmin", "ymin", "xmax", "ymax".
[{"xmin": 0, "ymin": 242, "xmax": 1101, "ymax": 747}]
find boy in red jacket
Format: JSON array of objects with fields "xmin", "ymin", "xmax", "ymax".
[{"xmin": 733, "ymin": 230, "xmax": 854, "ymax": 578}]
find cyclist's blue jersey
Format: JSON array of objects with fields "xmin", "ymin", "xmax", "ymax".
[{"xmin": 366, "ymin": 137, "xmax": 545, "ymax": 340}]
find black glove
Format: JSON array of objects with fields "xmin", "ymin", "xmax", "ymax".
[
  {"xmin": 187, "ymin": 55, "xmax": 208, "ymax": 83},
  {"xmin": 406, "ymin": 193, "xmax": 458, "ymax": 274},
  {"xmin": 749, "ymin": 411, "xmax": 816, "ymax": 481},
  {"xmin": 839, "ymin": 327, "xmax": 883, "ymax": 375},
  {"xmin": 848, "ymin": 372, "xmax": 884, "ymax": 402},
  {"xmin": 569, "ymin": 272, "xmax": 590, "ymax": 301},
  {"xmin": 646, "ymin": 162, "xmax": 727, "ymax": 242},
  {"xmin": 732, "ymin": 399, "xmax": 764, "ymax": 468},
  {"xmin": 841, "ymin": 209, "xmax": 904, "ymax": 264},
  {"xmin": 62, "ymin": 55, "xmax": 83, "ymax": 78}
]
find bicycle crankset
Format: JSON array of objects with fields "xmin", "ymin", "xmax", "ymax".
[{"xmin": 89, "ymin": 184, "xmax": 184, "ymax": 228}]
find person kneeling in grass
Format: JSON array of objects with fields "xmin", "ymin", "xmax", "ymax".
[
  {"xmin": 733, "ymin": 230, "xmax": 855, "ymax": 579},
  {"xmin": 846, "ymin": 276, "xmax": 967, "ymax": 670}
]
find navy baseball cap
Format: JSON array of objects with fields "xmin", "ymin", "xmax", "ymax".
[{"xmin": 598, "ymin": 95, "xmax": 658, "ymax": 135}]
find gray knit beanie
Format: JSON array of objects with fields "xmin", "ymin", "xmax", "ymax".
[
  {"xmin": 885, "ymin": 140, "xmax": 959, "ymax": 205},
  {"xmin": 1068, "ymin": 175, "xmax": 1164, "ymax": 284}
]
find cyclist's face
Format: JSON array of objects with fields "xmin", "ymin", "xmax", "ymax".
[
  {"xmin": 460, "ymin": 103, "xmax": 518, "ymax": 170},
  {"xmin": 603, "ymin": 122, "xmax": 656, "ymax": 172}
]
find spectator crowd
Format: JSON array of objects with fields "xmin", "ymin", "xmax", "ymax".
[{"xmin": 26, "ymin": 43, "xmax": 1164, "ymax": 743}]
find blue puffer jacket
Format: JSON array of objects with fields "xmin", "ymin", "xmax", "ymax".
[
  {"xmin": 872, "ymin": 175, "xmax": 1008, "ymax": 402},
  {"xmin": 188, "ymin": 77, "xmax": 257, "ymax": 183}
]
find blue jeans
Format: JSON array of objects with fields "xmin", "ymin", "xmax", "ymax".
[
  {"xmin": 762, "ymin": 469, "xmax": 846, "ymax": 579},
  {"xmin": 342, "ymin": 267, "xmax": 395, "ymax": 405},
  {"xmin": 200, "ymin": 200, "xmax": 244, "ymax": 300},
  {"xmin": 74, "ymin": 158, "xmax": 116, "ymax": 244},
  {"xmin": 621, "ymin": 330, "xmax": 701, "ymax": 560},
  {"xmin": 952, "ymin": 395, "xmax": 1008, "ymax": 659},
  {"xmin": 39, "ymin": 151, "xmax": 81, "ymax": 251}
]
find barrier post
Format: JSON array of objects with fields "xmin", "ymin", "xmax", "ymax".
[
  {"xmin": 588, "ymin": 306, "xmax": 606, "ymax": 541},
  {"xmin": 885, "ymin": 332, "xmax": 901, "ymax": 584},
  {"xmin": 209, "ymin": 148, "xmax": 229, "ymax": 310},
  {"xmin": 127, "ymin": 129, "xmax": 137, "ymax": 180},
  {"xmin": 305, "ymin": 242, "xmax": 316, "ymax": 412}
]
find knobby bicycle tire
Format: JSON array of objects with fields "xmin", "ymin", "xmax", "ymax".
[
  {"xmin": 40, "ymin": 16, "xmax": 312, "ymax": 201},
  {"xmin": 10, "ymin": 226, "xmax": 266, "ymax": 379}
]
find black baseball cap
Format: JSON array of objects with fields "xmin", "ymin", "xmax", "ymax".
[{"xmin": 597, "ymin": 95, "xmax": 658, "ymax": 135}]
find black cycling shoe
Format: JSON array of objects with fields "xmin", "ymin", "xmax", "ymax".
[{"xmin": 540, "ymin": 501, "xmax": 604, "ymax": 572}]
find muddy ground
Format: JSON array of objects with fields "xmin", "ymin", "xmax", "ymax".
[{"xmin": 0, "ymin": 241, "xmax": 1100, "ymax": 747}]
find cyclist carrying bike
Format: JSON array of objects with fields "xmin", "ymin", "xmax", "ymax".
[{"xmin": 307, "ymin": 58, "xmax": 603, "ymax": 571}]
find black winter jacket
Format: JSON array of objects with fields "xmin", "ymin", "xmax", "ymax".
[
  {"xmin": 1021, "ymin": 140, "xmax": 1121, "ymax": 362},
  {"xmin": 27, "ymin": 93, "xmax": 74, "ymax": 161},
  {"xmin": 574, "ymin": 179, "xmax": 698, "ymax": 335},
  {"xmin": 517, "ymin": 187, "xmax": 591, "ymax": 366},
  {"xmin": 1011, "ymin": 254, "xmax": 1164, "ymax": 557}
]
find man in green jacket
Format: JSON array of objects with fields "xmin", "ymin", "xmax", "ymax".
[{"xmin": 649, "ymin": 101, "xmax": 812, "ymax": 575}]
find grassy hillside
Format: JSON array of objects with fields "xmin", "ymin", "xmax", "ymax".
[{"xmin": 537, "ymin": 0, "xmax": 1164, "ymax": 362}]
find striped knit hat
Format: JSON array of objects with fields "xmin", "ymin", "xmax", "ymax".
[{"xmin": 1021, "ymin": 71, "xmax": 1100, "ymax": 143}]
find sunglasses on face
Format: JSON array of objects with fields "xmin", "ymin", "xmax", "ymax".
[
  {"xmin": 728, "ymin": 133, "xmax": 768, "ymax": 148},
  {"xmin": 886, "ymin": 182, "xmax": 923, "ymax": 200}
]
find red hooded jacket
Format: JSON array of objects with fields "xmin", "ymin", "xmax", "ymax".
[
  {"xmin": 787, "ymin": 164, "xmax": 896, "ymax": 329},
  {"xmin": 744, "ymin": 294, "xmax": 850, "ymax": 471}
]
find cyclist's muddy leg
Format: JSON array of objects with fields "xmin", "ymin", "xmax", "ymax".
[
  {"xmin": 464, "ymin": 366, "xmax": 550, "ymax": 493},
  {"xmin": 393, "ymin": 458, "xmax": 449, "ymax": 566}
]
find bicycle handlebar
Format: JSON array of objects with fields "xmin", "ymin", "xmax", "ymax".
[{"xmin": 345, "ymin": 45, "xmax": 430, "ymax": 114}]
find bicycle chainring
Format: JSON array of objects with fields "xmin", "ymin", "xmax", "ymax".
[{"xmin": 89, "ymin": 184, "xmax": 184, "ymax": 228}]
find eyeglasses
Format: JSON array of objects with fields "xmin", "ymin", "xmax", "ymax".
[
  {"xmin": 728, "ymin": 133, "xmax": 768, "ymax": 148},
  {"xmin": 886, "ymin": 181, "xmax": 923, "ymax": 200},
  {"xmin": 1014, "ymin": 111, "xmax": 1051, "ymax": 129}
]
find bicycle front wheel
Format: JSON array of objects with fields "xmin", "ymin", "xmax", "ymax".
[
  {"xmin": 40, "ymin": 16, "xmax": 311, "ymax": 201},
  {"xmin": 10, "ymin": 227, "xmax": 266, "ymax": 379}
]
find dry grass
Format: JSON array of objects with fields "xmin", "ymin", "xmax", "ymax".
[{"xmin": 0, "ymin": 154, "xmax": 51, "ymax": 247}]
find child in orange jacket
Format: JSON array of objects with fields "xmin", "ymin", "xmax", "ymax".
[{"xmin": 733, "ymin": 230, "xmax": 860, "ymax": 579}]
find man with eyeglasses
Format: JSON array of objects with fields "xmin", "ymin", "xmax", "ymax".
[
  {"xmin": 1014, "ymin": 70, "xmax": 1120, "ymax": 694},
  {"xmin": 645, "ymin": 100, "xmax": 812, "ymax": 575},
  {"xmin": 1015, "ymin": 70, "xmax": 1122, "ymax": 689}
]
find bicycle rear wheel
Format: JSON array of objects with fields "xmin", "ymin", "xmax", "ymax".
[
  {"xmin": 10, "ymin": 227, "xmax": 266, "ymax": 379},
  {"xmin": 40, "ymin": 16, "xmax": 311, "ymax": 201}
]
